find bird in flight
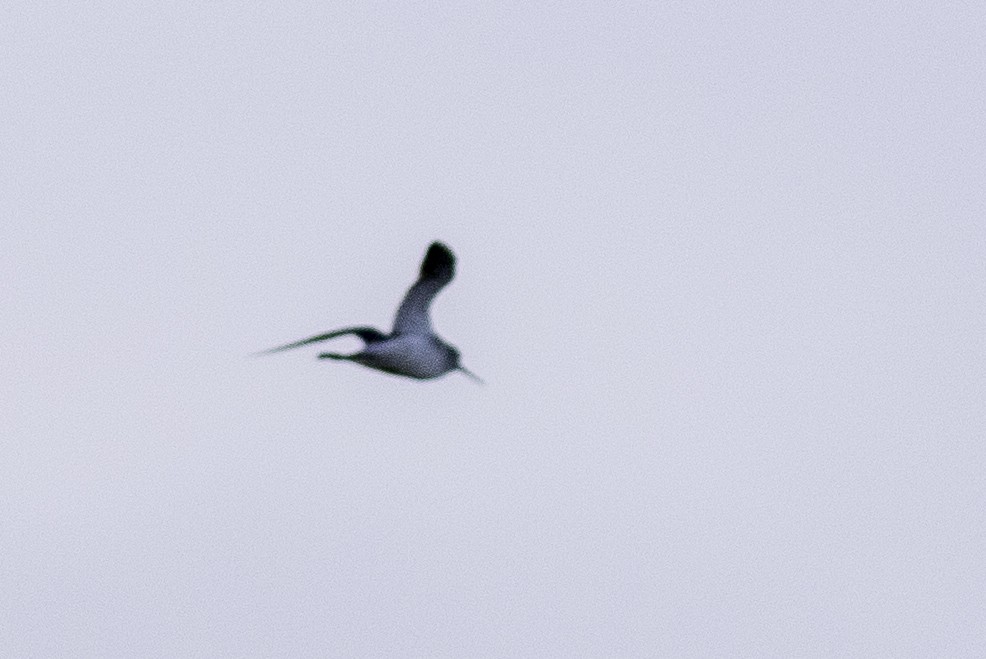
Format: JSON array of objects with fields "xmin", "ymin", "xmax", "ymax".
[{"xmin": 256, "ymin": 242, "xmax": 482, "ymax": 383}]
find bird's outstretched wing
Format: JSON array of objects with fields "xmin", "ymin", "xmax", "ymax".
[
  {"xmin": 392, "ymin": 242, "xmax": 456, "ymax": 335},
  {"xmin": 253, "ymin": 326, "xmax": 386, "ymax": 356}
]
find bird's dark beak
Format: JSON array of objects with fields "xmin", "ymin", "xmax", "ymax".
[{"xmin": 458, "ymin": 365, "xmax": 484, "ymax": 384}]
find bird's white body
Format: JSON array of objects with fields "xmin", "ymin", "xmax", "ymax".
[{"xmin": 349, "ymin": 334, "xmax": 451, "ymax": 380}]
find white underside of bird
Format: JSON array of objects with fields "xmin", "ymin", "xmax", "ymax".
[{"xmin": 323, "ymin": 333, "xmax": 452, "ymax": 380}]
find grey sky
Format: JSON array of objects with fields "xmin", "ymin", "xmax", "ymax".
[{"xmin": 2, "ymin": 2, "xmax": 984, "ymax": 656}]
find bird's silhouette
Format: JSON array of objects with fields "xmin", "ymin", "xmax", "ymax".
[{"xmin": 257, "ymin": 242, "xmax": 481, "ymax": 383}]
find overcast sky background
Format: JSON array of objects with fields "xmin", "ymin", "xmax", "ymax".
[{"xmin": 2, "ymin": 2, "xmax": 984, "ymax": 656}]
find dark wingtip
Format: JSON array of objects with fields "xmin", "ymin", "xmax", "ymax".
[{"xmin": 421, "ymin": 241, "xmax": 455, "ymax": 278}]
